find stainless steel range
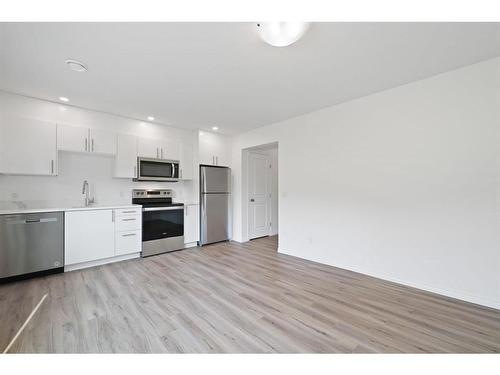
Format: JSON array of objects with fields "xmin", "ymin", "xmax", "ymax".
[{"xmin": 132, "ymin": 189, "xmax": 184, "ymax": 257}]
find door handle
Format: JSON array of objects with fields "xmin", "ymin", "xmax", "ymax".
[
  {"xmin": 85, "ymin": 138, "xmax": 88, "ymax": 152},
  {"xmin": 51, "ymin": 160, "xmax": 54, "ymax": 174},
  {"xmin": 91, "ymin": 138, "xmax": 94, "ymax": 152}
]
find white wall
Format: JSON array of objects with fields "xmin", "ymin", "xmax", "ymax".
[
  {"xmin": 231, "ymin": 57, "xmax": 500, "ymax": 309},
  {"xmin": 0, "ymin": 91, "xmax": 197, "ymax": 204}
]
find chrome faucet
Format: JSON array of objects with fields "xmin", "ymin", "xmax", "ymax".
[{"xmin": 82, "ymin": 180, "xmax": 94, "ymax": 206}]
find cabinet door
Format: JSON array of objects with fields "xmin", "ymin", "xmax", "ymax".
[
  {"xmin": 138, "ymin": 136, "xmax": 160, "ymax": 158},
  {"xmin": 179, "ymin": 140, "xmax": 193, "ymax": 180},
  {"xmin": 65, "ymin": 210, "xmax": 115, "ymax": 265},
  {"xmin": 184, "ymin": 204, "xmax": 200, "ymax": 244},
  {"xmin": 213, "ymin": 133, "xmax": 230, "ymax": 167},
  {"xmin": 198, "ymin": 131, "xmax": 231, "ymax": 167},
  {"xmin": 198, "ymin": 131, "xmax": 217, "ymax": 165},
  {"xmin": 89, "ymin": 128, "xmax": 116, "ymax": 155},
  {"xmin": 161, "ymin": 138, "xmax": 179, "ymax": 160},
  {"xmin": 114, "ymin": 133, "xmax": 138, "ymax": 178},
  {"xmin": 57, "ymin": 124, "xmax": 89, "ymax": 153},
  {"xmin": 0, "ymin": 116, "xmax": 57, "ymax": 175}
]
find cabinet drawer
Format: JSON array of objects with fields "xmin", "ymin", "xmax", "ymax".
[
  {"xmin": 115, "ymin": 230, "xmax": 142, "ymax": 256},
  {"xmin": 115, "ymin": 215, "xmax": 141, "ymax": 231},
  {"xmin": 115, "ymin": 208, "xmax": 141, "ymax": 217}
]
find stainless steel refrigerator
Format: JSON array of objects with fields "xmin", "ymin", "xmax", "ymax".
[{"xmin": 200, "ymin": 165, "xmax": 230, "ymax": 245}]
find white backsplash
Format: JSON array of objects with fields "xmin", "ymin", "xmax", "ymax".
[{"xmin": 0, "ymin": 152, "xmax": 196, "ymax": 205}]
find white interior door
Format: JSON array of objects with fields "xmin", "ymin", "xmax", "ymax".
[{"xmin": 248, "ymin": 152, "xmax": 270, "ymax": 239}]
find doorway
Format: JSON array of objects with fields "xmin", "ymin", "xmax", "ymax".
[{"xmin": 244, "ymin": 143, "xmax": 278, "ymax": 241}]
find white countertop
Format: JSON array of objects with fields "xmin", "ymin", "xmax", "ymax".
[{"xmin": 0, "ymin": 200, "xmax": 141, "ymax": 215}]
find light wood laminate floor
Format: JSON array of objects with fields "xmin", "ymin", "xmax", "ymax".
[{"xmin": 1, "ymin": 236, "xmax": 499, "ymax": 353}]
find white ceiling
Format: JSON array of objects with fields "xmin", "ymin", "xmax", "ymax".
[{"xmin": 1, "ymin": 23, "xmax": 499, "ymax": 134}]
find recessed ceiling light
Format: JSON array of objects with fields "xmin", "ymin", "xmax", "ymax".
[
  {"xmin": 65, "ymin": 59, "xmax": 88, "ymax": 72},
  {"xmin": 212, "ymin": 126, "xmax": 219, "ymax": 131},
  {"xmin": 59, "ymin": 96, "xmax": 69, "ymax": 102},
  {"xmin": 256, "ymin": 22, "xmax": 310, "ymax": 47},
  {"xmin": 147, "ymin": 116, "xmax": 155, "ymax": 121}
]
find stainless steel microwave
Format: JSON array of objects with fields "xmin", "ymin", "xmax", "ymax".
[{"xmin": 135, "ymin": 157, "xmax": 180, "ymax": 181}]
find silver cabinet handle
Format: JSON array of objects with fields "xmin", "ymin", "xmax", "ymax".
[
  {"xmin": 161, "ymin": 148, "xmax": 164, "ymax": 159},
  {"xmin": 85, "ymin": 138, "xmax": 88, "ymax": 152},
  {"xmin": 212, "ymin": 156, "xmax": 215, "ymax": 165},
  {"xmin": 91, "ymin": 138, "xmax": 94, "ymax": 152},
  {"xmin": 112, "ymin": 211, "xmax": 115, "ymax": 222},
  {"xmin": 122, "ymin": 210, "xmax": 137, "ymax": 214},
  {"xmin": 156, "ymin": 148, "xmax": 159, "ymax": 158},
  {"xmin": 180, "ymin": 168, "xmax": 183, "ymax": 179},
  {"xmin": 51, "ymin": 160, "xmax": 54, "ymax": 174},
  {"xmin": 185, "ymin": 205, "xmax": 188, "ymax": 216},
  {"xmin": 216, "ymin": 156, "xmax": 218, "ymax": 165},
  {"xmin": 122, "ymin": 233, "xmax": 136, "ymax": 237},
  {"xmin": 122, "ymin": 218, "xmax": 136, "ymax": 221}
]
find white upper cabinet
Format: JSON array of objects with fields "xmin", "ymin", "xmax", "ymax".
[
  {"xmin": 114, "ymin": 133, "xmax": 138, "ymax": 179},
  {"xmin": 57, "ymin": 124, "xmax": 116, "ymax": 155},
  {"xmin": 57, "ymin": 124, "xmax": 88, "ymax": 153},
  {"xmin": 161, "ymin": 138, "xmax": 179, "ymax": 160},
  {"xmin": 0, "ymin": 115, "xmax": 57, "ymax": 176},
  {"xmin": 89, "ymin": 128, "xmax": 116, "ymax": 155},
  {"xmin": 138, "ymin": 136, "xmax": 161, "ymax": 158},
  {"xmin": 138, "ymin": 136, "xmax": 180, "ymax": 160},
  {"xmin": 179, "ymin": 140, "xmax": 193, "ymax": 180},
  {"xmin": 199, "ymin": 131, "xmax": 230, "ymax": 167}
]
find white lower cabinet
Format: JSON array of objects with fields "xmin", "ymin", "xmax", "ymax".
[
  {"xmin": 65, "ymin": 207, "xmax": 142, "ymax": 269},
  {"xmin": 65, "ymin": 209, "xmax": 115, "ymax": 266},
  {"xmin": 184, "ymin": 204, "xmax": 199, "ymax": 244},
  {"xmin": 115, "ymin": 230, "xmax": 141, "ymax": 256}
]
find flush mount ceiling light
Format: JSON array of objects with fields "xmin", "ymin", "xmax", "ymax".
[
  {"xmin": 65, "ymin": 59, "xmax": 88, "ymax": 72},
  {"xmin": 147, "ymin": 116, "xmax": 155, "ymax": 121},
  {"xmin": 256, "ymin": 22, "xmax": 310, "ymax": 47},
  {"xmin": 59, "ymin": 96, "xmax": 69, "ymax": 102},
  {"xmin": 212, "ymin": 126, "xmax": 219, "ymax": 131}
]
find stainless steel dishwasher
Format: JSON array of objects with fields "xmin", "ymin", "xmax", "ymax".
[{"xmin": 0, "ymin": 211, "xmax": 64, "ymax": 282}]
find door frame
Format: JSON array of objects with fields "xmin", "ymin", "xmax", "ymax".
[{"xmin": 241, "ymin": 142, "xmax": 278, "ymax": 243}]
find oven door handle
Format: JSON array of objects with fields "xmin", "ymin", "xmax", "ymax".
[{"xmin": 142, "ymin": 206, "xmax": 184, "ymax": 212}]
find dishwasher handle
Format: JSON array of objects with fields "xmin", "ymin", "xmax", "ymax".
[{"xmin": 6, "ymin": 217, "xmax": 59, "ymax": 225}]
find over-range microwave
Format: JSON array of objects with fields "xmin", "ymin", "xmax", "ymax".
[{"xmin": 135, "ymin": 157, "xmax": 180, "ymax": 182}]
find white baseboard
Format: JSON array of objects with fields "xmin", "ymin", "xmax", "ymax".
[
  {"xmin": 64, "ymin": 252, "xmax": 140, "ymax": 272},
  {"xmin": 278, "ymin": 247, "xmax": 500, "ymax": 311},
  {"xmin": 184, "ymin": 242, "xmax": 199, "ymax": 248}
]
